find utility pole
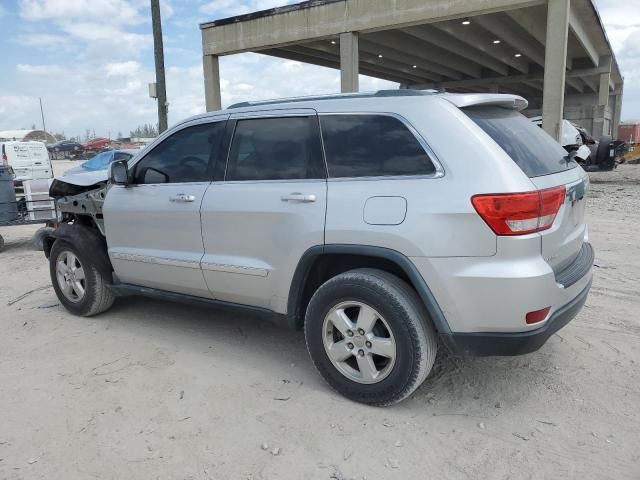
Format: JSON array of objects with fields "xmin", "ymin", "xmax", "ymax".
[
  {"xmin": 39, "ymin": 97, "xmax": 47, "ymax": 140},
  {"xmin": 150, "ymin": 0, "xmax": 168, "ymax": 133}
]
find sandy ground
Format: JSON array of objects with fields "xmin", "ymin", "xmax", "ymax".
[{"xmin": 0, "ymin": 162, "xmax": 638, "ymax": 479}]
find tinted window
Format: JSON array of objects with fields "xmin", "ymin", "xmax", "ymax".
[
  {"xmin": 133, "ymin": 122, "xmax": 225, "ymax": 184},
  {"xmin": 464, "ymin": 107, "xmax": 577, "ymax": 178},
  {"xmin": 226, "ymin": 117, "xmax": 324, "ymax": 181},
  {"xmin": 320, "ymin": 115, "xmax": 436, "ymax": 178}
]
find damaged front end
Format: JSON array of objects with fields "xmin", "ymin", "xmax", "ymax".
[
  {"xmin": 50, "ymin": 178, "xmax": 109, "ymax": 236},
  {"xmin": 43, "ymin": 173, "xmax": 112, "ymax": 262}
]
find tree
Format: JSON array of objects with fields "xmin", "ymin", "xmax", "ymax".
[
  {"xmin": 53, "ymin": 132, "xmax": 66, "ymax": 141},
  {"xmin": 129, "ymin": 123, "xmax": 159, "ymax": 138},
  {"xmin": 117, "ymin": 131, "xmax": 123, "ymax": 139},
  {"xmin": 31, "ymin": 123, "xmax": 37, "ymax": 130}
]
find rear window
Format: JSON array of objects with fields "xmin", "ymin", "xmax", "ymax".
[{"xmin": 464, "ymin": 107, "xmax": 577, "ymax": 178}]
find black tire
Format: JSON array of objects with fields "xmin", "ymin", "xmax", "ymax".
[
  {"xmin": 304, "ymin": 268, "xmax": 437, "ymax": 406},
  {"xmin": 0, "ymin": 234, "xmax": 4, "ymax": 252},
  {"xmin": 49, "ymin": 239, "xmax": 115, "ymax": 316},
  {"xmin": 32, "ymin": 226, "xmax": 54, "ymax": 251},
  {"xmin": 596, "ymin": 135, "xmax": 615, "ymax": 170}
]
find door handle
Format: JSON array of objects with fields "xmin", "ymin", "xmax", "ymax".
[
  {"xmin": 281, "ymin": 193, "xmax": 316, "ymax": 203},
  {"xmin": 170, "ymin": 193, "xmax": 196, "ymax": 203}
]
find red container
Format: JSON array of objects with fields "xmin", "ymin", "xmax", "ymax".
[{"xmin": 618, "ymin": 123, "xmax": 640, "ymax": 143}]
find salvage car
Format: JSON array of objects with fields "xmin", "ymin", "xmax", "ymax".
[
  {"xmin": 62, "ymin": 150, "xmax": 138, "ymax": 177},
  {"xmin": 44, "ymin": 91, "xmax": 594, "ymax": 406}
]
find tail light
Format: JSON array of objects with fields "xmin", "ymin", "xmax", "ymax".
[
  {"xmin": 471, "ymin": 186, "xmax": 566, "ymax": 236},
  {"xmin": 1, "ymin": 144, "xmax": 8, "ymax": 167}
]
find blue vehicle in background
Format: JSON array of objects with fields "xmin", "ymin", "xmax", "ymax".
[{"xmin": 62, "ymin": 150, "xmax": 138, "ymax": 177}]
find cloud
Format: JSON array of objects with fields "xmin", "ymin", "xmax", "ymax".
[{"xmin": 19, "ymin": 0, "xmax": 146, "ymax": 26}]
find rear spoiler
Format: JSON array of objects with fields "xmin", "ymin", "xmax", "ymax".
[{"xmin": 441, "ymin": 93, "xmax": 528, "ymax": 111}]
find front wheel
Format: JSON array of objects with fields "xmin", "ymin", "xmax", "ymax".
[
  {"xmin": 304, "ymin": 269, "xmax": 437, "ymax": 406},
  {"xmin": 49, "ymin": 239, "xmax": 115, "ymax": 316}
]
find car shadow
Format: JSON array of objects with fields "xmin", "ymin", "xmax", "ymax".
[{"xmin": 103, "ymin": 295, "xmax": 557, "ymax": 410}]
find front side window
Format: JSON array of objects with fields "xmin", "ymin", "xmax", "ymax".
[
  {"xmin": 133, "ymin": 121, "xmax": 225, "ymax": 184},
  {"xmin": 82, "ymin": 151, "xmax": 113, "ymax": 171},
  {"xmin": 226, "ymin": 116, "xmax": 324, "ymax": 181},
  {"xmin": 320, "ymin": 114, "xmax": 436, "ymax": 178}
]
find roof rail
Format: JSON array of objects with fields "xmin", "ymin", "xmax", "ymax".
[{"xmin": 227, "ymin": 89, "xmax": 438, "ymax": 109}]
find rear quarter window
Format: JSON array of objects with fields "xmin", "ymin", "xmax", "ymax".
[
  {"xmin": 464, "ymin": 106, "xmax": 577, "ymax": 178},
  {"xmin": 320, "ymin": 114, "xmax": 436, "ymax": 178}
]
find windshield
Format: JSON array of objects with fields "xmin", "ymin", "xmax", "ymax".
[
  {"xmin": 82, "ymin": 151, "xmax": 113, "ymax": 171},
  {"xmin": 464, "ymin": 106, "xmax": 577, "ymax": 178}
]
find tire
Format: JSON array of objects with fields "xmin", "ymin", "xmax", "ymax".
[
  {"xmin": 596, "ymin": 135, "xmax": 615, "ymax": 170},
  {"xmin": 304, "ymin": 268, "xmax": 437, "ymax": 406},
  {"xmin": 49, "ymin": 239, "xmax": 115, "ymax": 316},
  {"xmin": 0, "ymin": 234, "xmax": 4, "ymax": 252},
  {"xmin": 32, "ymin": 226, "xmax": 54, "ymax": 251}
]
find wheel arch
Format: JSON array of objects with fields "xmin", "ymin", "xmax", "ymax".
[
  {"xmin": 287, "ymin": 244, "xmax": 450, "ymax": 334},
  {"xmin": 46, "ymin": 222, "xmax": 114, "ymax": 282}
]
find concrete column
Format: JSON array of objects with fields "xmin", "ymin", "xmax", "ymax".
[
  {"xmin": 611, "ymin": 83, "xmax": 623, "ymax": 139},
  {"xmin": 542, "ymin": 0, "xmax": 570, "ymax": 142},
  {"xmin": 340, "ymin": 32, "xmax": 359, "ymax": 93},
  {"xmin": 593, "ymin": 55, "xmax": 612, "ymax": 137},
  {"xmin": 203, "ymin": 54, "xmax": 222, "ymax": 112}
]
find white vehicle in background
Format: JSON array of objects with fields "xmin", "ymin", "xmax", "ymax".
[
  {"xmin": 530, "ymin": 117, "xmax": 591, "ymax": 163},
  {"xmin": 0, "ymin": 141, "xmax": 53, "ymax": 186}
]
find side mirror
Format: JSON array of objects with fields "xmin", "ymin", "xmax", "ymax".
[{"xmin": 109, "ymin": 159, "xmax": 129, "ymax": 186}]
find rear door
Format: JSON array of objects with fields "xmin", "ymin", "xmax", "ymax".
[
  {"xmin": 464, "ymin": 106, "xmax": 588, "ymax": 272},
  {"xmin": 28, "ymin": 143, "xmax": 53, "ymax": 180},
  {"xmin": 200, "ymin": 110, "xmax": 327, "ymax": 311},
  {"xmin": 103, "ymin": 118, "xmax": 227, "ymax": 298},
  {"xmin": 5, "ymin": 143, "xmax": 33, "ymax": 181}
]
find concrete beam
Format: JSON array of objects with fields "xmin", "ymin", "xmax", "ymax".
[
  {"xmin": 568, "ymin": 6, "xmax": 599, "ymax": 66},
  {"xmin": 203, "ymin": 54, "xmax": 221, "ymax": 111},
  {"xmin": 302, "ymin": 41, "xmax": 442, "ymax": 82},
  {"xmin": 542, "ymin": 0, "xmax": 570, "ymax": 142},
  {"xmin": 359, "ymin": 37, "xmax": 462, "ymax": 80},
  {"xmin": 433, "ymin": 22, "xmax": 529, "ymax": 73},
  {"xmin": 265, "ymin": 48, "xmax": 413, "ymax": 84},
  {"xmin": 364, "ymin": 31, "xmax": 472, "ymax": 79},
  {"xmin": 474, "ymin": 13, "xmax": 545, "ymax": 66},
  {"xmin": 340, "ymin": 32, "xmax": 359, "ymax": 92},
  {"xmin": 431, "ymin": 66, "xmax": 608, "ymax": 89},
  {"xmin": 401, "ymin": 25, "xmax": 509, "ymax": 76},
  {"xmin": 201, "ymin": 0, "xmax": 545, "ymax": 56},
  {"xmin": 505, "ymin": 6, "xmax": 547, "ymax": 44}
]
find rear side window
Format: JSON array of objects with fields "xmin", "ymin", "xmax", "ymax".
[
  {"xmin": 464, "ymin": 107, "xmax": 577, "ymax": 178},
  {"xmin": 226, "ymin": 116, "xmax": 324, "ymax": 181},
  {"xmin": 320, "ymin": 114, "xmax": 436, "ymax": 178}
]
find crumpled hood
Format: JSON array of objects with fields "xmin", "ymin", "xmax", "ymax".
[{"xmin": 49, "ymin": 169, "xmax": 109, "ymax": 198}]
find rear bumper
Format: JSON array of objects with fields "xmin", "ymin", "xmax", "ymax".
[{"xmin": 441, "ymin": 279, "xmax": 591, "ymax": 356}]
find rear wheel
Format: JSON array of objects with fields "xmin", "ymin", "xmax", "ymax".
[
  {"xmin": 596, "ymin": 135, "xmax": 615, "ymax": 170},
  {"xmin": 32, "ymin": 226, "xmax": 54, "ymax": 251},
  {"xmin": 304, "ymin": 269, "xmax": 437, "ymax": 406},
  {"xmin": 50, "ymin": 239, "xmax": 114, "ymax": 316},
  {"xmin": 0, "ymin": 234, "xmax": 4, "ymax": 252}
]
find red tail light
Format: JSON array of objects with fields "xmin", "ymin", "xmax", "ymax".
[
  {"xmin": 471, "ymin": 186, "xmax": 566, "ymax": 236},
  {"xmin": 1, "ymin": 145, "xmax": 7, "ymax": 167}
]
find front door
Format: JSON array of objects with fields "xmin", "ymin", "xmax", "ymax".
[
  {"xmin": 200, "ymin": 111, "xmax": 327, "ymax": 312},
  {"xmin": 103, "ymin": 118, "xmax": 227, "ymax": 298}
]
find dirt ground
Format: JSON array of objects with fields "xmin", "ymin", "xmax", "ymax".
[{"xmin": 0, "ymin": 162, "xmax": 638, "ymax": 480}]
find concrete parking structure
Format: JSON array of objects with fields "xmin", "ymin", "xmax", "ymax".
[{"xmin": 200, "ymin": 0, "xmax": 623, "ymax": 141}]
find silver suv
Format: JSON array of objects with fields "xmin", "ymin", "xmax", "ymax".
[{"xmin": 45, "ymin": 91, "xmax": 593, "ymax": 406}]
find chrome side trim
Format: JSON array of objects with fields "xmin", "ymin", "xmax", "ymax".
[
  {"xmin": 201, "ymin": 262, "xmax": 269, "ymax": 277},
  {"xmin": 111, "ymin": 252, "xmax": 201, "ymax": 270}
]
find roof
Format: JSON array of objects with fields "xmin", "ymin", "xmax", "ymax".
[
  {"xmin": 0, "ymin": 129, "xmax": 54, "ymax": 143},
  {"xmin": 200, "ymin": 0, "xmax": 623, "ymax": 96}
]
